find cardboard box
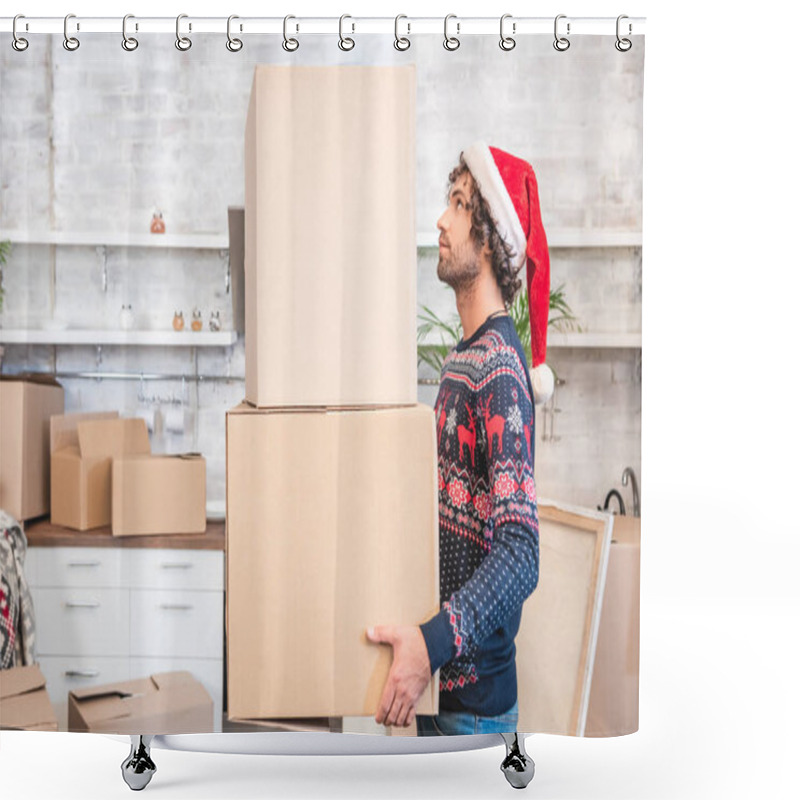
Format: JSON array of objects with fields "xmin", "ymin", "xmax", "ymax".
[
  {"xmin": 226, "ymin": 402, "xmax": 439, "ymax": 720},
  {"xmin": 50, "ymin": 413, "xmax": 149, "ymax": 530},
  {"xmin": 0, "ymin": 374, "xmax": 64, "ymax": 521},
  {"xmin": 244, "ymin": 65, "xmax": 418, "ymax": 407},
  {"xmin": 0, "ymin": 663, "xmax": 59, "ymax": 731},
  {"xmin": 585, "ymin": 515, "xmax": 640, "ymax": 736},
  {"xmin": 68, "ymin": 671, "xmax": 213, "ymax": 734},
  {"xmin": 112, "ymin": 453, "xmax": 207, "ymax": 536}
]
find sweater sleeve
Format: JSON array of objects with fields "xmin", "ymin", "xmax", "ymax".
[{"xmin": 420, "ymin": 351, "xmax": 540, "ymax": 674}]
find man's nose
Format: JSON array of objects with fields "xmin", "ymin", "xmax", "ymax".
[{"xmin": 437, "ymin": 210, "xmax": 448, "ymax": 231}]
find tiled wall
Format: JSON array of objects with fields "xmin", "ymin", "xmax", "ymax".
[{"xmin": 0, "ymin": 33, "xmax": 643, "ymax": 513}]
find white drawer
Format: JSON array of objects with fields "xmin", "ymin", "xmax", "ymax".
[
  {"xmin": 130, "ymin": 657, "xmax": 223, "ymax": 733},
  {"xmin": 127, "ymin": 548, "xmax": 224, "ymax": 591},
  {"xmin": 32, "ymin": 587, "xmax": 129, "ymax": 657},
  {"xmin": 29, "ymin": 547, "xmax": 125, "ymax": 589},
  {"xmin": 36, "ymin": 655, "xmax": 131, "ymax": 732},
  {"xmin": 129, "ymin": 588, "xmax": 223, "ymax": 659}
]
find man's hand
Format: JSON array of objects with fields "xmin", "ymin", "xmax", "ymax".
[{"xmin": 366, "ymin": 624, "xmax": 431, "ymax": 728}]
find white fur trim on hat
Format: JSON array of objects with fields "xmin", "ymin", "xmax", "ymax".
[
  {"xmin": 531, "ymin": 363, "xmax": 555, "ymax": 406},
  {"xmin": 462, "ymin": 141, "xmax": 527, "ymax": 270}
]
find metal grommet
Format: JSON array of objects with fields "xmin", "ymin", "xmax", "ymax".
[
  {"xmin": 122, "ymin": 14, "xmax": 138, "ymax": 51},
  {"xmin": 282, "ymin": 15, "xmax": 299, "ymax": 52},
  {"xmin": 553, "ymin": 14, "xmax": 570, "ymax": 52},
  {"xmin": 175, "ymin": 13, "xmax": 192, "ymax": 51},
  {"xmin": 226, "ymin": 15, "xmax": 243, "ymax": 52},
  {"xmin": 338, "ymin": 14, "xmax": 355, "ymax": 51},
  {"xmin": 12, "ymin": 14, "xmax": 29, "ymax": 51},
  {"xmin": 499, "ymin": 14, "xmax": 516, "ymax": 51},
  {"xmin": 63, "ymin": 13, "xmax": 80, "ymax": 51},
  {"xmin": 615, "ymin": 14, "xmax": 632, "ymax": 52},
  {"xmin": 443, "ymin": 14, "xmax": 460, "ymax": 51},
  {"xmin": 394, "ymin": 14, "xmax": 410, "ymax": 51}
]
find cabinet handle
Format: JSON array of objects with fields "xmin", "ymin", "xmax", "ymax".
[
  {"xmin": 159, "ymin": 603, "xmax": 194, "ymax": 610},
  {"xmin": 65, "ymin": 669, "xmax": 100, "ymax": 678},
  {"xmin": 160, "ymin": 562, "xmax": 194, "ymax": 569},
  {"xmin": 67, "ymin": 560, "xmax": 101, "ymax": 567},
  {"xmin": 65, "ymin": 601, "xmax": 101, "ymax": 608}
]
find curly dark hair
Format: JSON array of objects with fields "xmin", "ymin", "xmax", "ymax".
[{"xmin": 446, "ymin": 153, "xmax": 523, "ymax": 307}]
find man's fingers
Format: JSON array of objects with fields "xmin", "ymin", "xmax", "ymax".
[
  {"xmin": 367, "ymin": 625, "xmax": 394, "ymax": 645},
  {"xmin": 400, "ymin": 703, "xmax": 416, "ymax": 728},
  {"xmin": 375, "ymin": 683, "xmax": 396, "ymax": 726}
]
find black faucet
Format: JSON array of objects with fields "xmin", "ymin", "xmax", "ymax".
[{"xmin": 599, "ymin": 489, "xmax": 626, "ymax": 516}]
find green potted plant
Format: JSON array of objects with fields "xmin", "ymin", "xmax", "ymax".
[{"xmin": 417, "ymin": 283, "xmax": 580, "ymax": 376}]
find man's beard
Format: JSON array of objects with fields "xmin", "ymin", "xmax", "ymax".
[{"xmin": 437, "ymin": 239, "xmax": 482, "ymax": 294}]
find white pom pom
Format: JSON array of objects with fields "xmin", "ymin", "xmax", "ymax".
[{"xmin": 531, "ymin": 363, "xmax": 555, "ymax": 406}]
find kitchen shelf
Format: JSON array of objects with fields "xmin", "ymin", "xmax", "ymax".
[
  {"xmin": 418, "ymin": 332, "xmax": 641, "ymax": 349},
  {"xmin": 0, "ymin": 329, "xmax": 238, "ymax": 347},
  {"xmin": 415, "ymin": 230, "xmax": 643, "ymax": 249},
  {"xmin": 2, "ymin": 229, "xmax": 643, "ymax": 251},
  {"xmin": 0, "ymin": 230, "xmax": 228, "ymax": 249}
]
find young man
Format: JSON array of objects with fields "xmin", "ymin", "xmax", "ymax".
[{"xmin": 366, "ymin": 143, "xmax": 554, "ymax": 734}]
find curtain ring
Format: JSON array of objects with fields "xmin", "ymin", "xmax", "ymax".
[
  {"xmin": 122, "ymin": 14, "xmax": 138, "ymax": 51},
  {"xmin": 553, "ymin": 14, "xmax": 570, "ymax": 52},
  {"xmin": 282, "ymin": 15, "xmax": 299, "ymax": 52},
  {"xmin": 175, "ymin": 14, "xmax": 192, "ymax": 51},
  {"xmin": 499, "ymin": 14, "xmax": 516, "ymax": 51},
  {"xmin": 226, "ymin": 14, "xmax": 243, "ymax": 52},
  {"xmin": 63, "ymin": 13, "xmax": 80, "ymax": 51},
  {"xmin": 12, "ymin": 14, "xmax": 29, "ymax": 52},
  {"xmin": 394, "ymin": 14, "xmax": 410, "ymax": 51},
  {"xmin": 615, "ymin": 15, "xmax": 632, "ymax": 52},
  {"xmin": 338, "ymin": 14, "xmax": 355, "ymax": 51},
  {"xmin": 443, "ymin": 14, "xmax": 460, "ymax": 51}
]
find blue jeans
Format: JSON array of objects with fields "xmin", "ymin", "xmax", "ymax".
[{"xmin": 416, "ymin": 700, "xmax": 518, "ymax": 736}]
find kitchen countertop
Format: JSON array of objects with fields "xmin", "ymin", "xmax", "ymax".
[{"xmin": 23, "ymin": 517, "xmax": 225, "ymax": 550}]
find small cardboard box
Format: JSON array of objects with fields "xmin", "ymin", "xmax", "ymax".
[
  {"xmin": 0, "ymin": 374, "xmax": 64, "ymax": 521},
  {"xmin": 50, "ymin": 413, "xmax": 150, "ymax": 531},
  {"xmin": 244, "ymin": 65, "xmax": 418, "ymax": 407},
  {"xmin": 68, "ymin": 671, "xmax": 213, "ymax": 734},
  {"xmin": 0, "ymin": 663, "xmax": 59, "ymax": 731},
  {"xmin": 226, "ymin": 402, "xmax": 439, "ymax": 720},
  {"xmin": 112, "ymin": 453, "xmax": 207, "ymax": 536}
]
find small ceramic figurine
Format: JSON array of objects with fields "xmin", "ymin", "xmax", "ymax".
[
  {"xmin": 209, "ymin": 310, "xmax": 221, "ymax": 332},
  {"xmin": 120, "ymin": 304, "xmax": 134, "ymax": 330},
  {"xmin": 172, "ymin": 310, "xmax": 184, "ymax": 331},
  {"xmin": 191, "ymin": 308, "xmax": 202, "ymax": 331},
  {"xmin": 150, "ymin": 211, "xmax": 165, "ymax": 234}
]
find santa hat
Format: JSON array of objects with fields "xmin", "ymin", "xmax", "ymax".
[{"xmin": 462, "ymin": 141, "xmax": 554, "ymax": 406}]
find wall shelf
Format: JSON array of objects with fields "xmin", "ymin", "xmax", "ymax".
[
  {"xmin": 0, "ymin": 230, "xmax": 228, "ymax": 249},
  {"xmin": 2, "ymin": 229, "xmax": 642, "ymax": 251},
  {"xmin": 415, "ymin": 230, "xmax": 643, "ymax": 249},
  {"xmin": 0, "ymin": 329, "xmax": 238, "ymax": 347}
]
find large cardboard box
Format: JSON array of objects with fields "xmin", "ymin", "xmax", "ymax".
[
  {"xmin": 585, "ymin": 515, "xmax": 640, "ymax": 736},
  {"xmin": 112, "ymin": 453, "xmax": 206, "ymax": 536},
  {"xmin": 226, "ymin": 402, "xmax": 439, "ymax": 720},
  {"xmin": 0, "ymin": 374, "xmax": 64, "ymax": 521},
  {"xmin": 244, "ymin": 65, "xmax": 418, "ymax": 407},
  {"xmin": 0, "ymin": 663, "xmax": 59, "ymax": 731},
  {"xmin": 68, "ymin": 671, "xmax": 213, "ymax": 734},
  {"xmin": 50, "ymin": 413, "xmax": 149, "ymax": 530}
]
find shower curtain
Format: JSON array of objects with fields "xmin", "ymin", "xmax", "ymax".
[{"xmin": 0, "ymin": 21, "xmax": 643, "ymax": 740}]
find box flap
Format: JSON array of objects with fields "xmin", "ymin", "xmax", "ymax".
[
  {"xmin": 50, "ymin": 411, "xmax": 119, "ymax": 455},
  {"xmin": 78, "ymin": 418, "xmax": 150, "ymax": 458},
  {"xmin": 0, "ymin": 664, "xmax": 47, "ymax": 700}
]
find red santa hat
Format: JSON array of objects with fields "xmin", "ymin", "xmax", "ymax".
[{"xmin": 462, "ymin": 141, "xmax": 555, "ymax": 406}]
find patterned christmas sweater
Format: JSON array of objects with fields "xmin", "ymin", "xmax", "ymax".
[{"xmin": 419, "ymin": 314, "xmax": 540, "ymax": 717}]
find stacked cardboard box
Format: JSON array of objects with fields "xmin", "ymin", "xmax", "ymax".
[
  {"xmin": 226, "ymin": 64, "xmax": 440, "ymax": 723},
  {"xmin": 0, "ymin": 663, "xmax": 58, "ymax": 731},
  {"xmin": 49, "ymin": 412, "xmax": 206, "ymax": 536}
]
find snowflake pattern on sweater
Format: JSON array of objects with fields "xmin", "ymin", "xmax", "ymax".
[{"xmin": 420, "ymin": 315, "xmax": 540, "ymax": 717}]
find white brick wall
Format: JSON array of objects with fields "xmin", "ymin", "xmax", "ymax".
[{"xmin": 1, "ymin": 33, "xmax": 643, "ymax": 514}]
